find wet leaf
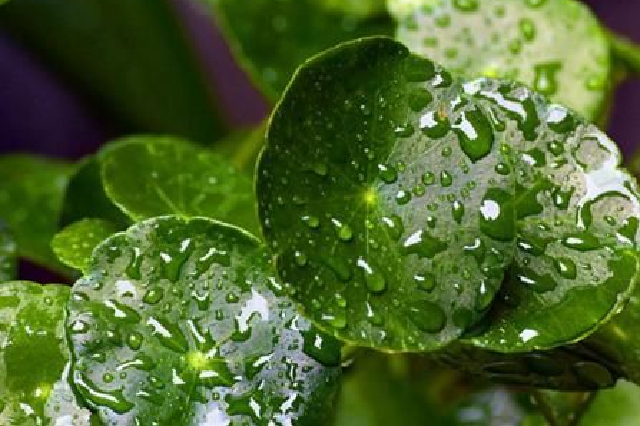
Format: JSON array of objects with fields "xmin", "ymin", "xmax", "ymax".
[
  {"xmin": 67, "ymin": 216, "xmax": 342, "ymax": 425},
  {"xmin": 393, "ymin": 0, "xmax": 611, "ymax": 120},
  {"xmin": 0, "ymin": 155, "xmax": 71, "ymax": 273},
  {"xmin": 100, "ymin": 136, "xmax": 261, "ymax": 236},
  {"xmin": 0, "ymin": 281, "xmax": 91, "ymax": 425},
  {"xmin": 0, "ymin": 0, "xmax": 227, "ymax": 143},
  {"xmin": 60, "ymin": 157, "xmax": 131, "ymax": 229},
  {"xmin": 52, "ymin": 219, "xmax": 119, "ymax": 273},
  {"xmin": 0, "ymin": 223, "xmax": 16, "ymax": 282},
  {"xmin": 462, "ymin": 77, "xmax": 640, "ymax": 353},
  {"xmin": 257, "ymin": 37, "xmax": 640, "ymax": 353},
  {"xmin": 209, "ymin": 0, "xmax": 393, "ymax": 100}
]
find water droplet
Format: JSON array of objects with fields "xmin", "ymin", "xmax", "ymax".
[
  {"xmin": 294, "ymin": 251, "xmax": 308, "ymax": 267},
  {"xmin": 534, "ymin": 63, "xmax": 561, "ymax": 96},
  {"xmin": 519, "ymin": 18, "xmax": 536, "ymax": 42},
  {"xmin": 407, "ymin": 301, "xmax": 446, "ymax": 333},
  {"xmin": 147, "ymin": 317, "xmax": 189, "ymax": 353},
  {"xmin": 143, "ymin": 287, "xmax": 164, "ymax": 305},
  {"xmin": 554, "ymin": 257, "xmax": 577, "ymax": 279},
  {"xmin": 332, "ymin": 219, "xmax": 354, "ymax": 242},
  {"xmin": 357, "ymin": 258, "xmax": 387, "ymax": 294},
  {"xmin": 382, "ymin": 215, "xmax": 404, "ymax": 241},
  {"xmin": 396, "ymin": 189, "xmax": 412, "ymax": 205},
  {"xmin": 440, "ymin": 171, "xmax": 453, "ymax": 187},
  {"xmin": 414, "ymin": 272, "xmax": 436, "ymax": 292},
  {"xmin": 422, "ymin": 172, "xmax": 436, "ymax": 186},
  {"xmin": 453, "ymin": 108, "xmax": 494, "ymax": 162},
  {"xmin": 302, "ymin": 215, "xmax": 320, "ymax": 229},
  {"xmin": 74, "ymin": 374, "xmax": 134, "ymax": 413},
  {"xmin": 401, "ymin": 229, "xmax": 448, "ymax": 258},
  {"xmin": 453, "ymin": 0, "xmax": 478, "ymax": 12},
  {"xmin": 420, "ymin": 110, "xmax": 450, "ymax": 139},
  {"xmin": 479, "ymin": 188, "xmax": 515, "ymax": 242},
  {"xmin": 408, "ymin": 89, "xmax": 433, "ymax": 112},
  {"xmin": 378, "ymin": 164, "xmax": 398, "ymax": 184},
  {"xmin": 516, "ymin": 267, "xmax": 558, "ymax": 293},
  {"xmin": 562, "ymin": 233, "xmax": 603, "ymax": 251},
  {"xmin": 452, "ymin": 200, "xmax": 465, "ymax": 224}
]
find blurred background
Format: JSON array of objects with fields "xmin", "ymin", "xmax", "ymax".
[{"xmin": 0, "ymin": 0, "xmax": 638, "ymax": 159}]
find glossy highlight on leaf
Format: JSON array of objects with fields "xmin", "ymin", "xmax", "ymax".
[
  {"xmin": 393, "ymin": 0, "xmax": 611, "ymax": 120},
  {"xmin": 52, "ymin": 218, "xmax": 119, "ymax": 273},
  {"xmin": 100, "ymin": 136, "xmax": 261, "ymax": 235},
  {"xmin": 210, "ymin": 0, "xmax": 394, "ymax": 100},
  {"xmin": 66, "ymin": 216, "xmax": 341, "ymax": 425},
  {"xmin": 0, "ymin": 155, "xmax": 71, "ymax": 273},
  {"xmin": 257, "ymin": 37, "xmax": 640, "ymax": 353},
  {"xmin": 0, "ymin": 281, "xmax": 91, "ymax": 425}
]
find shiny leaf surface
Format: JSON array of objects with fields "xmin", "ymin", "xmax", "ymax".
[
  {"xmin": 393, "ymin": 0, "xmax": 611, "ymax": 120},
  {"xmin": 67, "ymin": 216, "xmax": 341, "ymax": 425},
  {"xmin": 257, "ymin": 37, "xmax": 640, "ymax": 353},
  {"xmin": 100, "ymin": 136, "xmax": 261, "ymax": 236},
  {"xmin": 0, "ymin": 281, "xmax": 90, "ymax": 425},
  {"xmin": 210, "ymin": 0, "xmax": 393, "ymax": 100},
  {"xmin": 52, "ymin": 219, "xmax": 119, "ymax": 273}
]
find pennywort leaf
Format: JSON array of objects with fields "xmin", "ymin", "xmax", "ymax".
[
  {"xmin": 52, "ymin": 219, "xmax": 119, "ymax": 273},
  {"xmin": 392, "ymin": 0, "xmax": 611, "ymax": 121},
  {"xmin": 0, "ymin": 223, "xmax": 17, "ymax": 282},
  {"xmin": 0, "ymin": 155, "xmax": 71, "ymax": 273},
  {"xmin": 99, "ymin": 136, "xmax": 261, "ymax": 236},
  {"xmin": 0, "ymin": 281, "xmax": 91, "ymax": 425},
  {"xmin": 209, "ymin": 0, "xmax": 393, "ymax": 100},
  {"xmin": 257, "ymin": 37, "xmax": 640, "ymax": 353},
  {"xmin": 66, "ymin": 216, "xmax": 342, "ymax": 425}
]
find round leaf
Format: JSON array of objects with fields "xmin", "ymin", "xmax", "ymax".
[
  {"xmin": 257, "ymin": 37, "xmax": 640, "ymax": 353},
  {"xmin": 52, "ymin": 218, "xmax": 119, "ymax": 273},
  {"xmin": 0, "ymin": 223, "xmax": 16, "ymax": 282},
  {"xmin": 100, "ymin": 136, "xmax": 261, "ymax": 235},
  {"xmin": 210, "ymin": 0, "xmax": 393, "ymax": 100},
  {"xmin": 463, "ymin": 78, "xmax": 640, "ymax": 352},
  {"xmin": 0, "ymin": 281, "xmax": 91, "ymax": 425},
  {"xmin": 393, "ymin": 0, "xmax": 611, "ymax": 120},
  {"xmin": 259, "ymin": 37, "xmax": 516, "ymax": 351},
  {"xmin": 67, "ymin": 216, "xmax": 342, "ymax": 425}
]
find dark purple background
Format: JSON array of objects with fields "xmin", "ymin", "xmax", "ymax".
[{"xmin": 0, "ymin": 0, "xmax": 638, "ymax": 159}]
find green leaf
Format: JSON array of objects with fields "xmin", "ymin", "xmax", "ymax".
[
  {"xmin": 210, "ymin": 0, "xmax": 394, "ymax": 100},
  {"xmin": 60, "ymin": 157, "xmax": 131, "ymax": 229},
  {"xmin": 0, "ymin": 223, "xmax": 17, "ymax": 282},
  {"xmin": 52, "ymin": 219, "xmax": 119, "ymax": 273},
  {"xmin": 437, "ymin": 342, "xmax": 620, "ymax": 391},
  {"xmin": 100, "ymin": 136, "xmax": 261, "ymax": 236},
  {"xmin": 66, "ymin": 216, "xmax": 342, "ymax": 425},
  {"xmin": 0, "ymin": 0, "xmax": 227, "ymax": 143},
  {"xmin": 0, "ymin": 281, "xmax": 91, "ymax": 425},
  {"xmin": 0, "ymin": 155, "xmax": 71, "ymax": 273},
  {"xmin": 257, "ymin": 37, "xmax": 640, "ymax": 353},
  {"xmin": 215, "ymin": 123, "xmax": 268, "ymax": 176},
  {"xmin": 392, "ymin": 0, "xmax": 611, "ymax": 121},
  {"xmin": 318, "ymin": 0, "xmax": 386, "ymax": 18}
]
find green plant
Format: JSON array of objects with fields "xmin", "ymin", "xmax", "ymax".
[{"xmin": 3, "ymin": 0, "xmax": 640, "ymax": 425}]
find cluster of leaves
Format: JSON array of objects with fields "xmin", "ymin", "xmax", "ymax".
[{"xmin": 3, "ymin": 0, "xmax": 640, "ymax": 425}]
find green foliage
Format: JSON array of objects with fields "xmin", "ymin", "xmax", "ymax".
[
  {"xmin": 0, "ymin": 155, "xmax": 71, "ymax": 273},
  {"xmin": 210, "ymin": 0, "xmax": 394, "ymax": 100},
  {"xmin": 4, "ymin": 1, "xmax": 640, "ymax": 425},
  {"xmin": 391, "ymin": 0, "xmax": 611, "ymax": 120},
  {"xmin": 257, "ymin": 37, "xmax": 640, "ymax": 354},
  {"xmin": 66, "ymin": 216, "xmax": 341, "ymax": 425},
  {"xmin": 0, "ymin": 281, "xmax": 91, "ymax": 425},
  {"xmin": 52, "ymin": 218, "xmax": 119, "ymax": 272},
  {"xmin": 0, "ymin": 0, "xmax": 227, "ymax": 143}
]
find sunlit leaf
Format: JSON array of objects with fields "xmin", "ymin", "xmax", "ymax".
[
  {"xmin": 0, "ymin": 281, "xmax": 91, "ymax": 425},
  {"xmin": 392, "ymin": 0, "xmax": 611, "ymax": 120},
  {"xmin": 66, "ymin": 216, "xmax": 342, "ymax": 425},
  {"xmin": 52, "ymin": 218, "xmax": 119, "ymax": 273}
]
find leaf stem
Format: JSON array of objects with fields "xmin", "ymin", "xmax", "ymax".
[
  {"xmin": 567, "ymin": 392, "xmax": 598, "ymax": 426},
  {"xmin": 607, "ymin": 31, "xmax": 640, "ymax": 77},
  {"xmin": 531, "ymin": 390, "xmax": 559, "ymax": 426}
]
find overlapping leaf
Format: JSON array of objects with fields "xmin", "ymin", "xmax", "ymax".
[
  {"xmin": 392, "ymin": 0, "xmax": 611, "ymax": 120},
  {"xmin": 0, "ymin": 223, "xmax": 16, "ymax": 282},
  {"xmin": 257, "ymin": 37, "xmax": 640, "ymax": 353},
  {"xmin": 0, "ymin": 281, "xmax": 91, "ymax": 425},
  {"xmin": 52, "ymin": 218, "xmax": 119, "ymax": 273},
  {"xmin": 66, "ymin": 216, "xmax": 341, "ymax": 425}
]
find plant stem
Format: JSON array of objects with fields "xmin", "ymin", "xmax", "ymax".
[
  {"xmin": 531, "ymin": 390, "xmax": 559, "ymax": 426},
  {"xmin": 568, "ymin": 392, "xmax": 598, "ymax": 426},
  {"xmin": 608, "ymin": 31, "xmax": 640, "ymax": 77}
]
